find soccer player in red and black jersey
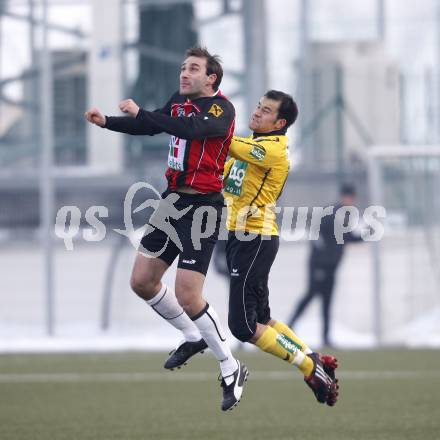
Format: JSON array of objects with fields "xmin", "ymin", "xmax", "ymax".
[{"xmin": 85, "ymin": 47, "xmax": 247, "ymax": 411}]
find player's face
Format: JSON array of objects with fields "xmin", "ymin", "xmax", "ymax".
[
  {"xmin": 249, "ymin": 97, "xmax": 286, "ymax": 133},
  {"xmin": 179, "ymin": 56, "xmax": 216, "ymax": 98}
]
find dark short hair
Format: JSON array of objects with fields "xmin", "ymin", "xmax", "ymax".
[
  {"xmin": 185, "ymin": 46, "xmax": 223, "ymax": 91},
  {"xmin": 264, "ymin": 90, "xmax": 298, "ymax": 130},
  {"xmin": 340, "ymin": 183, "xmax": 356, "ymax": 196}
]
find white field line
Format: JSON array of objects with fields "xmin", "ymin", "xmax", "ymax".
[{"xmin": 0, "ymin": 370, "xmax": 439, "ymax": 384}]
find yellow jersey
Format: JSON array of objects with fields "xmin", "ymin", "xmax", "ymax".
[{"xmin": 223, "ymin": 134, "xmax": 290, "ymax": 235}]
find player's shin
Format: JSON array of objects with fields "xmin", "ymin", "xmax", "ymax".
[
  {"xmin": 255, "ymin": 326, "xmax": 314, "ymax": 376},
  {"xmin": 269, "ymin": 320, "xmax": 313, "ymax": 354},
  {"xmin": 145, "ymin": 283, "xmax": 201, "ymax": 342},
  {"xmin": 191, "ymin": 303, "xmax": 238, "ymax": 379}
]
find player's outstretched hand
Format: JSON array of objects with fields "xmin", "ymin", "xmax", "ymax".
[
  {"xmin": 84, "ymin": 107, "xmax": 106, "ymax": 127},
  {"xmin": 119, "ymin": 99, "xmax": 140, "ymax": 117}
]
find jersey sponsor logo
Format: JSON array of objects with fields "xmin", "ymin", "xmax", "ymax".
[
  {"xmin": 168, "ymin": 136, "xmax": 187, "ymax": 171},
  {"xmin": 182, "ymin": 259, "xmax": 196, "ymax": 265},
  {"xmin": 282, "ymin": 334, "xmax": 302, "ymax": 350},
  {"xmin": 224, "ymin": 160, "xmax": 248, "ymax": 196},
  {"xmin": 208, "ymin": 103, "xmax": 224, "ymax": 117},
  {"xmin": 177, "ymin": 106, "xmax": 186, "ymax": 117},
  {"xmin": 168, "ymin": 104, "xmax": 198, "ymax": 171},
  {"xmin": 250, "ymin": 145, "xmax": 266, "ymax": 161},
  {"xmin": 172, "ymin": 103, "xmax": 197, "ymax": 118}
]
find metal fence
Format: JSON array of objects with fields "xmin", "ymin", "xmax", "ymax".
[{"xmin": 1, "ymin": 0, "xmax": 440, "ymax": 349}]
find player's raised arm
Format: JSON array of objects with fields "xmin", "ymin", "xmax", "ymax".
[
  {"xmin": 86, "ymin": 97, "xmax": 172, "ymax": 136},
  {"xmin": 104, "ymin": 114, "xmax": 162, "ymax": 136},
  {"xmin": 136, "ymin": 98, "xmax": 235, "ymax": 139}
]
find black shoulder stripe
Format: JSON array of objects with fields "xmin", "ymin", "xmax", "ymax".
[
  {"xmin": 235, "ymin": 138, "xmax": 259, "ymax": 148},
  {"xmin": 249, "ymin": 168, "xmax": 271, "ymax": 207},
  {"xmin": 276, "ymin": 173, "xmax": 289, "ymax": 201},
  {"xmin": 254, "ymin": 137, "xmax": 280, "ymax": 143}
]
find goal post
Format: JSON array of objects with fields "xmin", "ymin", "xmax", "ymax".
[{"xmin": 367, "ymin": 145, "xmax": 440, "ymax": 346}]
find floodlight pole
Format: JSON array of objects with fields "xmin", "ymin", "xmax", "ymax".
[
  {"xmin": 29, "ymin": 0, "xmax": 39, "ymax": 147},
  {"xmin": 298, "ymin": 0, "xmax": 310, "ymax": 162},
  {"xmin": 377, "ymin": 0, "xmax": 386, "ymax": 42},
  {"xmin": 243, "ymin": 0, "xmax": 267, "ymax": 120},
  {"xmin": 437, "ymin": 1, "xmax": 440, "ymax": 142},
  {"xmin": 40, "ymin": 0, "xmax": 55, "ymax": 336}
]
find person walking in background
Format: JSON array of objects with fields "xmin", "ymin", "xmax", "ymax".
[{"xmin": 287, "ymin": 183, "xmax": 363, "ymax": 347}]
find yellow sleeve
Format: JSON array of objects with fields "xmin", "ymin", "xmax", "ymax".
[
  {"xmin": 223, "ymin": 157, "xmax": 234, "ymax": 179},
  {"xmin": 229, "ymin": 136, "xmax": 284, "ymax": 167}
]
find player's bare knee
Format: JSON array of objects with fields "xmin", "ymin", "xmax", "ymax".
[
  {"xmin": 175, "ymin": 277, "xmax": 204, "ymax": 314},
  {"xmin": 130, "ymin": 273, "xmax": 159, "ymax": 299},
  {"xmin": 176, "ymin": 291, "xmax": 201, "ymax": 316},
  {"xmin": 129, "ymin": 274, "xmax": 146, "ymax": 297},
  {"xmin": 179, "ymin": 301, "xmax": 195, "ymax": 316}
]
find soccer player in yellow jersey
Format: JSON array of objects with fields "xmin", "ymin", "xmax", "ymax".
[{"xmin": 223, "ymin": 90, "xmax": 338, "ymax": 406}]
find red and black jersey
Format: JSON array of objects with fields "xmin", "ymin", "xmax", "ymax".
[{"xmin": 105, "ymin": 91, "xmax": 235, "ymax": 193}]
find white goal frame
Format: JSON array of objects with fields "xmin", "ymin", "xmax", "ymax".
[{"xmin": 367, "ymin": 145, "xmax": 440, "ymax": 345}]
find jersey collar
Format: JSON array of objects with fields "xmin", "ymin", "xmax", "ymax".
[{"xmin": 252, "ymin": 127, "xmax": 287, "ymax": 138}]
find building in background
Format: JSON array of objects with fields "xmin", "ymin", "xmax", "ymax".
[
  {"xmin": 301, "ymin": 41, "xmax": 400, "ymax": 172},
  {"xmin": 125, "ymin": 2, "xmax": 198, "ymax": 166},
  {"xmin": 134, "ymin": 3, "xmax": 197, "ymax": 108},
  {"xmin": 4, "ymin": 50, "xmax": 88, "ymax": 167},
  {"xmin": 0, "ymin": 0, "xmax": 439, "ymax": 346}
]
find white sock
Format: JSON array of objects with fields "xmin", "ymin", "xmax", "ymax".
[
  {"xmin": 146, "ymin": 284, "xmax": 200, "ymax": 342},
  {"xmin": 192, "ymin": 304, "xmax": 238, "ymax": 380}
]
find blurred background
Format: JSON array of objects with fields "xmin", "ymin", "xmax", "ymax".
[{"xmin": 0, "ymin": 0, "xmax": 439, "ymax": 351}]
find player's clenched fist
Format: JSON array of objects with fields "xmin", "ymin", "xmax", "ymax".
[
  {"xmin": 84, "ymin": 107, "xmax": 106, "ymax": 127},
  {"xmin": 119, "ymin": 99, "xmax": 140, "ymax": 117}
]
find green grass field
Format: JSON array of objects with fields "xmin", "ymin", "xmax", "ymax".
[{"xmin": 1, "ymin": 349, "xmax": 439, "ymax": 440}]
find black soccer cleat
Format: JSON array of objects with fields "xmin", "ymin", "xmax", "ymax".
[
  {"xmin": 164, "ymin": 339, "xmax": 208, "ymax": 370},
  {"xmin": 219, "ymin": 361, "xmax": 249, "ymax": 411},
  {"xmin": 304, "ymin": 353, "xmax": 338, "ymax": 406}
]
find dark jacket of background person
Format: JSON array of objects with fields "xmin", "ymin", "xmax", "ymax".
[{"xmin": 310, "ymin": 203, "xmax": 363, "ymax": 268}]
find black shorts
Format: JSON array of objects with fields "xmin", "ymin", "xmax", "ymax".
[
  {"xmin": 225, "ymin": 232, "xmax": 279, "ymax": 342},
  {"xmin": 139, "ymin": 189, "xmax": 224, "ymax": 275}
]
